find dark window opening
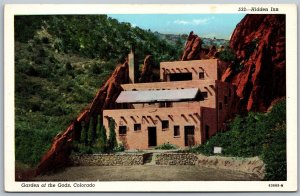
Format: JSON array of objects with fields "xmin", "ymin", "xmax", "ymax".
[
  {"xmin": 162, "ymin": 120, "xmax": 169, "ymax": 129},
  {"xmin": 202, "ymin": 91, "xmax": 208, "ymax": 99},
  {"xmin": 159, "ymin": 102, "xmax": 173, "ymax": 108},
  {"xmin": 166, "ymin": 102, "xmax": 172, "ymax": 107},
  {"xmin": 228, "ymin": 89, "xmax": 231, "ymax": 97},
  {"xmin": 134, "ymin": 124, "xmax": 141, "ymax": 131},
  {"xmin": 224, "ymin": 96, "xmax": 228, "ymax": 104},
  {"xmin": 174, "ymin": 126, "xmax": 180, "ymax": 137},
  {"xmin": 119, "ymin": 126, "xmax": 127, "ymax": 135},
  {"xmin": 199, "ymin": 72, "xmax": 205, "ymax": 79},
  {"xmin": 169, "ymin": 72, "xmax": 192, "ymax": 81},
  {"xmin": 219, "ymin": 102, "xmax": 223, "ymax": 110}
]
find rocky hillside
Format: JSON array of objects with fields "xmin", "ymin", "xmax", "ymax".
[
  {"xmin": 180, "ymin": 15, "xmax": 286, "ymax": 112},
  {"xmin": 222, "ymin": 14, "xmax": 286, "ymax": 112}
]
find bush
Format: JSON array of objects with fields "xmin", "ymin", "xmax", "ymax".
[
  {"xmin": 108, "ymin": 118, "xmax": 117, "ymax": 151},
  {"xmin": 262, "ymin": 122, "xmax": 286, "ymax": 180},
  {"xmin": 155, "ymin": 143, "xmax": 178, "ymax": 150},
  {"xmin": 219, "ymin": 47, "xmax": 236, "ymax": 62},
  {"xmin": 114, "ymin": 143, "xmax": 125, "ymax": 152}
]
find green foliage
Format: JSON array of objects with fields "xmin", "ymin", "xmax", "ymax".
[
  {"xmin": 245, "ymin": 38, "xmax": 258, "ymax": 59},
  {"xmin": 154, "ymin": 143, "xmax": 178, "ymax": 150},
  {"xmin": 262, "ymin": 122, "xmax": 286, "ymax": 180},
  {"xmin": 189, "ymin": 99, "xmax": 286, "ymax": 180},
  {"xmin": 15, "ymin": 15, "xmax": 181, "ymax": 65},
  {"xmin": 114, "ymin": 143, "xmax": 125, "ymax": 152},
  {"xmin": 108, "ymin": 118, "xmax": 118, "ymax": 151},
  {"xmin": 94, "ymin": 122, "xmax": 108, "ymax": 153},
  {"xmin": 218, "ymin": 47, "xmax": 236, "ymax": 62}
]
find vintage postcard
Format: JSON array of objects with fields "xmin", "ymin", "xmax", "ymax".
[{"xmin": 4, "ymin": 4, "xmax": 297, "ymax": 192}]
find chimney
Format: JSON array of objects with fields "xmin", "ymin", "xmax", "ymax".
[{"xmin": 128, "ymin": 47, "xmax": 135, "ymax": 83}]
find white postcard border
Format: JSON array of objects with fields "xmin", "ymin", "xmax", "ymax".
[{"xmin": 4, "ymin": 4, "xmax": 298, "ymax": 192}]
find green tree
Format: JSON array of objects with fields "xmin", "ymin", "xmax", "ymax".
[
  {"xmin": 108, "ymin": 118, "xmax": 117, "ymax": 151},
  {"xmin": 98, "ymin": 125, "xmax": 107, "ymax": 152}
]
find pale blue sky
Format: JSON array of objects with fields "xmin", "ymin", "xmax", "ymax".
[{"xmin": 108, "ymin": 14, "xmax": 246, "ymax": 39}]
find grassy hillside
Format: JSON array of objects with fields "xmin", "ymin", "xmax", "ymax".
[
  {"xmin": 188, "ymin": 99, "xmax": 286, "ymax": 180},
  {"xmin": 15, "ymin": 15, "xmax": 182, "ymax": 166}
]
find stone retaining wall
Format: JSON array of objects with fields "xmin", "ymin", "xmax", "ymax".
[
  {"xmin": 70, "ymin": 152, "xmax": 265, "ymax": 179},
  {"xmin": 196, "ymin": 154, "xmax": 265, "ymax": 179},
  {"xmin": 71, "ymin": 154, "xmax": 146, "ymax": 166},
  {"xmin": 155, "ymin": 153, "xmax": 198, "ymax": 165}
]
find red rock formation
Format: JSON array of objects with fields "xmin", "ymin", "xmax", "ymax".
[
  {"xmin": 222, "ymin": 14, "xmax": 286, "ymax": 112},
  {"xmin": 207, "ymin": 45, "xmax": 218, "ymax": 59},
  {"xmin": 139, "ymin": 55, "xmax": 154, "ymax": 83},
  {"xmin": 36, "ymin": 61, "xmax": 129, "ymax": 175},
  {"xmin": 181, "ymin": 31, "xmax": 202, "ymax": 61}
]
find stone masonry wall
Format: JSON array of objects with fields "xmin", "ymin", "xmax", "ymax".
[
  {"xmin": 71, "ymin": 154, "xmax": 145, "ymax": 166},
  {"xmin": 155, "ymin": 153, "xmax": 198, "ymax": 165}
]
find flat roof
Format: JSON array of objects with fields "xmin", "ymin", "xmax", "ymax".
[
  {"xmin": 160, "ymin": 59, "xmax": 218, "ymax": 66},
  {"xmin": 116, "ymin": 88, "xmax": 203, "ymax": 103}
]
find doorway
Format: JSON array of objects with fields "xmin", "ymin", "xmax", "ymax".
[
  {"xmin": 184, "ymin": 126, "xmax": 195, "ymax": 146},
  {"xmin": 205, "ymin": 125, "xmax": 210, "ymax": 141},
  {"xmin": 148, "ymin": 127, "xmax": 157, "ymax": 147}
]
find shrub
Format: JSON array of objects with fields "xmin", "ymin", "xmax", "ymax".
[
  {"xmin": 94, "ymin": 123, "xmax": 108, "ymax": 153},
  {"xmin": 107, "ymin": 118, "xmax": 117, "ymax": 151},
  {"xmin": 262, "ymin": 122, "xmax": 286, "ymax": 180},
  {"xmin": 114, "ymin": 143, "xmax": 125, "ymax": 152},
  {"xmin": 155, "ymin": 143, "xmax": 178, "ymax": 150},
  {"xmin": 244, "ymin": 38, "xmax": 258, "ymax": 59},
  {"xmin": 219, "ymin": 47, "xmax": 236, "ymax": 62}
]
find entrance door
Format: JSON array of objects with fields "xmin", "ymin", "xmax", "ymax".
[
  {"xmin": 184, "ymin": 126, "xmax": 195, "ymax": 146},
  {"xmin": 205, "ymin": 125, "xmax": 210, "ymax": 141},
  {"xmin": 148, "ymin": 127, "xmax": 157, "ymax": 147}
]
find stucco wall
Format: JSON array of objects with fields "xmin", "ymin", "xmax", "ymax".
[
  {"xmin": 103, "ymin": 105, "xmax": 202, "ymax": 150},
  {"xmin": 160, "ymin": 59, "xmax": 218, "ymax": 81}
]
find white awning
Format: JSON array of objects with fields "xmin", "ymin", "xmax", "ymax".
[{"xmin": 116, "ymin": 88, "xmax": 203, "ymax": 103}]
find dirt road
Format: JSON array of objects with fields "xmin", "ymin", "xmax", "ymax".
[{"xmin": 34, "ymin": 165, "xmax": 260, "ymax": 181}]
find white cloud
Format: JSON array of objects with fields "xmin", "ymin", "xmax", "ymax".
[{"xmin": 174, "ymin": 17, "xmax": 214, "ymax": 26}]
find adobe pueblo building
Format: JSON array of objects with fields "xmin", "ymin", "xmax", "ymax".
[{"xmin": 103, "ymin": 51, "xmax": 236, "ymax": 150}]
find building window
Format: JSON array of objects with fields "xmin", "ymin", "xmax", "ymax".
[
  {"xmin": 166, "ymin": 102, "xmax": 173, "ymax": 107},
  {"xmin": 119, "ymin": 126, "xmax": 127, "ymax": 135},
  {"xmin": 134, "ymin": 123, "xmax": 141, "ymax": 131},
  {"xmin": 160, "ymin": 102, "xmax": 173, "ymax": 108},
  {"xmin": 219, "ymin": 102, "xmax": 223, "ymax": 110},
  {"xmin": 199, "ymin": 72, "xmax": 205, "ymax": 79},
  {"xmin": 224, "ymin": 96, "xmax": 228, "ymax": 104},
  {"xmin": 228, "ymin": 89, "xmax": 231, "ymax": 97},
  {"xmin": 174, "ymin": 126, "xmax": 180, "ymax": 137},
  {"xmin": 202, "ymin": 91, "xmax": 208, "ymax": 99},
  {"xmin": 169, "ymin": 73, "xmax": 192, "ymax": 81},
  {"xmin": 162, "ymin": 120, "xmax": 169, "ymax": 129}
]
